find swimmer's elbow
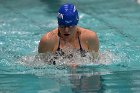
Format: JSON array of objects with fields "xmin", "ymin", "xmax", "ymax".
[
  {"xmin": 38, "ymin": 40, "xmax": 53, "ymax": 53},
  {"xmin": 38, "ymin": 44, "xmax": 44, "ymax": 53},
  {"xmin": 38, "ymin": 47, "xmax": 43, "ymax": 53},
  {"xmin": 38, "ymin": 40, "xmax": 46, "ymax": 53}
]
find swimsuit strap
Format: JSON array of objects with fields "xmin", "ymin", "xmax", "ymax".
[
  {"xmin": 78, "ymin": 36, "xmax": 83, "ymax": 51},
  {"xmin": 78, "ymin": 36, "xmax": 86, "ymax": 57},
  {"xmin": 56, "ymin": 33, "xmax": 65, "ymax": 56},
  {"xmin": 57, "ymin": 32, "xmax": 61, "ymax": 51}
]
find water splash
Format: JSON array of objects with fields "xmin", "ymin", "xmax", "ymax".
[
  {"xmin": 17, "ymin": 49, "xmax": 121, "ymax": 68},
  {"xmin": 11, "ymin": 44, "xmax": 135, "ymax": 77}
]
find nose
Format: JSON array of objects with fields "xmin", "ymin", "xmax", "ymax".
[{"xmin": 64, "ymin": 27, "xmax": 69, "ymax": 32}]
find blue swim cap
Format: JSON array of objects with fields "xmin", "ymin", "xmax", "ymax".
[{"xmin": 57, "ymin": 3, "xmax": 79, "ymax": 26}]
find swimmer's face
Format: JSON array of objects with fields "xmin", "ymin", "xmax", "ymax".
[{"xmin": 58, "ymin": 25, "xmax": 77, "ymax": 37}]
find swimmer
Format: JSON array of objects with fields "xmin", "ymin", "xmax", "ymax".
[{"xmin": 38, "ymin": 3, "xmax": 99, "ymax": 65}]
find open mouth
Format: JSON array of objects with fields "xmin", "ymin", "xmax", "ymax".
[{"xmin": 64, "ymin": 34, "xmax": 70, "ymax": 36}]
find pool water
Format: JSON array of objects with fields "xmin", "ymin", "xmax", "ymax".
[{"xmin": 0, "ymin": 0, "xmax": 140, "ymax": 93}]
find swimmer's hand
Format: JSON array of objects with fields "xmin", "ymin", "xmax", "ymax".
[
  {"xmin": 70, "ymin": 64, "xmax": 78, "ymax": 69},
  {"xmin": 67, "ymin": 63, "xmax": 78, "ymax": 69}
]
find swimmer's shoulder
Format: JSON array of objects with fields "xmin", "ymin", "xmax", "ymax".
[
  {"xmin": 78, "ymin": 27, "xmax": 99, "ymax": 52},
  {"xmin": 40, "ymin": 28, "xmax": 58, "ymax": 42},
  {"xmin": 38, "ymin": 29, "xmax": 58, "ymax": 52},
  {"xmin": 78, "ymin": 27, "xmax": 97, "ymax": 39}
]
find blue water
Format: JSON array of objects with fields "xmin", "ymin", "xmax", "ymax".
[{"xmin": 0, "ymin": 0, "xmax": 140, "ymax": 93}]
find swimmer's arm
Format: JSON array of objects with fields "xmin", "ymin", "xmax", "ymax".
[
  {"xmin": 38, "ymin": 34, "xmax": 53, "ymax": 53},
  {"xmin": 87, "ymin": 32, "xmax": 99, "ymax": 59}
]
